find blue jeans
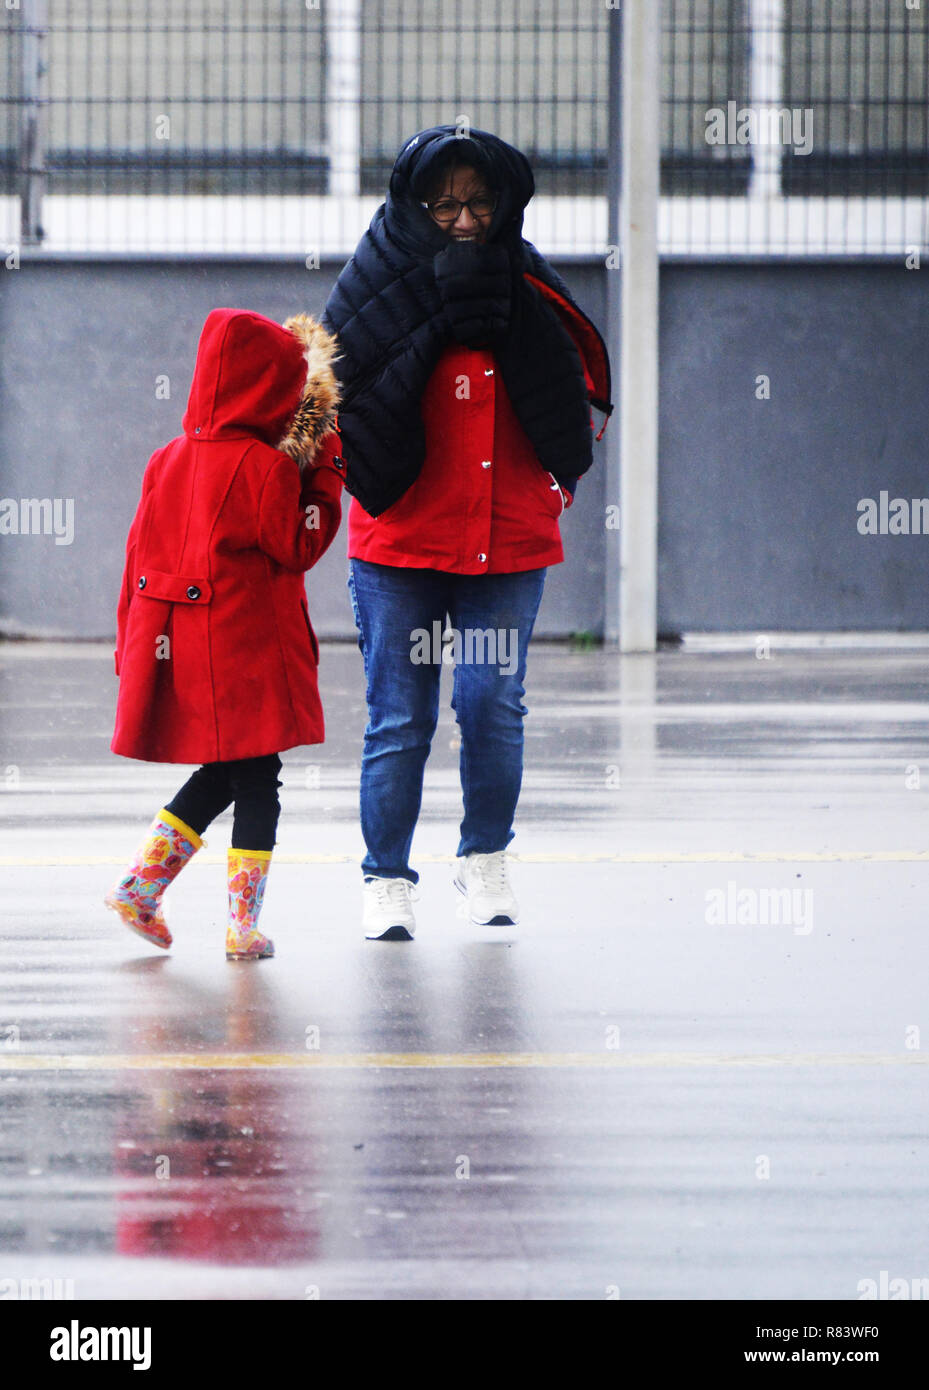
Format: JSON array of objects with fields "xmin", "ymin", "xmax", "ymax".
[{"xmin": 347, "ymin": 559, "xmax": 547, "ymax": 883}]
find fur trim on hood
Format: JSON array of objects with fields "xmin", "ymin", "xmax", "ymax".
[{"xmin": 277, "ymin": 314, "xmax": 341, "ymax": 471}]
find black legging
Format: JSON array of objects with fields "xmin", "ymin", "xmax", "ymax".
[{"xmin": 165, "ymin": 754, "xmax": 283, "ymax": 852}]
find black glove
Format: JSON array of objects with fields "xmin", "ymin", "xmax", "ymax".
[{"xmin": 433, "ymin": 240, "xmax": 511, "ymax": 349}]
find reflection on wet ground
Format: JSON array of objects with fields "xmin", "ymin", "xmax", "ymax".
[{"xmin": 1, "ymin": 641, "xmax": 928, "ymax": 1297}]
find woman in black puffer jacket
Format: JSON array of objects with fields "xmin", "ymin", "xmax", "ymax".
[{"xmin": 323, "ymin": 125, "xmax": 611, "ymax": 941}]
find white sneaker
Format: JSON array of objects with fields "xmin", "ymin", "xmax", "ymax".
[
  {"xmin": 362, "ymin": 875, "xmax": 418, "ymax": 940},
  {"xmin": 453, "ymin": 851, "xmax": 519, "ymax": 926}
]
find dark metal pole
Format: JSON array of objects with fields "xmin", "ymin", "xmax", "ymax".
[{"xmin": 19, "ymin": 0, "xmax": 48, "ymax": 246}]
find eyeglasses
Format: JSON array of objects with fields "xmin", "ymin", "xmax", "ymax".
[{"xmin": 421, "ymin": 194, "xmax": 497, "ymax": 223}]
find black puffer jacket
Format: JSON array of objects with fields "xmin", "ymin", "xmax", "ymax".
[{"xmin": 323, "ymin": 125, "xmax": 612, "ymax": 519}]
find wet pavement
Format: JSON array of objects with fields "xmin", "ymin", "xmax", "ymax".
[{"xmin": 1, "ymin": 638, "xmax": 928, "ymax": 1299}]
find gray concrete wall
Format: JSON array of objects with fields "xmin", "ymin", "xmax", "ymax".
[
  {"xmin": 0, "ymin": 257, "xmax": 926, "ymax": 640},
  {"xmin": 658, "ymin": 263, "xmax": 929, "ymax": 632},
  {"xmin": 0, "ymin": 257, "xmax": 606, "ymax": 641}
]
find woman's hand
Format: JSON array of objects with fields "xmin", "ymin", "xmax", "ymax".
[{"xmin": 433, "ymin": 240, "xmax": 511, "ymax": 348}]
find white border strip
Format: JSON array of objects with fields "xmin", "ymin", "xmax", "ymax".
[
  {"xmin": 2, "ymin": 194, "xmax": 928, "ymax": 257},
  {"xmin": 681, "ymin": 631, "xmax": 929, "ymax": 650}
]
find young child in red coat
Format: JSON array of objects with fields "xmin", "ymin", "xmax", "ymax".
[{"xmin": 106, "ymin": 307, "xmax": 344, "ymax": 959}]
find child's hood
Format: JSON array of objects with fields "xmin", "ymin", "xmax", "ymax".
[{"xmin": 181, "ymin": 307, "xmax": 338, "ymax": 454}]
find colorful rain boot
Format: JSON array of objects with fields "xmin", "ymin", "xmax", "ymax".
[
  {"xmin": 226, "ymin": 848, "xmax": 275, "ymax": 960},
  {"xmin": 104, "ymin": 810, "xmax": 204, "ymax": 949}
]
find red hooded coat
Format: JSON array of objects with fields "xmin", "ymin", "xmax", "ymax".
[
  {"xmin": 346, "ymin": 275, "xmax": 610, "ymax": 572},
  {"xmin": 111, "ymin": 308, "xmax": 344, "ymax": 764}
]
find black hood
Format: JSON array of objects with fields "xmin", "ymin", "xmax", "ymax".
[{"xmin": 385, "ymin": 125, "xmax": 535, "ymax": 260}]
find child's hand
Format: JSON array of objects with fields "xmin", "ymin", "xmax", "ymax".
[{"xmin": 308, "ymin": 428, "xmax": 345, "ymax": 475}]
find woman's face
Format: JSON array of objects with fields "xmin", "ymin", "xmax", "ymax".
[{"xmin": 424, "ymin": 163, "xmax": 495, "ymax": 244}]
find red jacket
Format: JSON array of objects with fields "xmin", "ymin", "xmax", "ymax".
[
  {"xmin": 348, "ymin": 275, "xmax": 609, "ymax": 572},
  {"xmin": 112, "ymin": 308, "xmax": 344, "ymax": 764}
]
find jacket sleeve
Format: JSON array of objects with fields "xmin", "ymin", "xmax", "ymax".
[
  {"xmin": 256, "ymin": 434, "xmax": 344, "ymax": 573},
  {"xmin": 114, "ymin": 471, "xmax": 154, "ymax": 676},
  {"xmin": 115, "ymin": 515, "xmax": 139, "ymax": 676},
  {"xmin": 554, "ymin": 476, "xmax": 577, "ymax": 509},
  {"xmin": 521, "ymin": 263, "xmax": 612, "ymax": 506},
  {"xmin": 550, "ymin": 326, "xmax": 598, "ymax": 508}
]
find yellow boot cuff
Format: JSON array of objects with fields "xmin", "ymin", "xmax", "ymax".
[{"xmin": 158, "ymin": 809, "xmax": 205, "ymax": 850}]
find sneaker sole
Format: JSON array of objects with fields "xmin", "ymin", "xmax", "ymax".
[
  {"xmin": 452, "ymin": 876, "xmax": 519, "ymax": 927},
  {"xmin": 365, "ymin": 924, "xmax": 415, "ymax": 941}
]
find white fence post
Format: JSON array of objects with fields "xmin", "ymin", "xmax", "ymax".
[
  {"xmin": 19, "ymin": 0, "xmax": 48, "ymax": 244},
  {"xmin": 748, "ymin": 0, "xmax": 785, "ymax": 201},
  {"xmin": 604, "ymin": 1, "xmax": 622, "ymax": 645},
  {"xmin": 620, "ymin": 0, "xmax": 661, "ymax": 653},
  {"xmin": 326, "ymin": 0, "xmax": 362, "ymax": 197}
]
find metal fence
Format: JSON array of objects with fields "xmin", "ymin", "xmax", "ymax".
[{"xmin": 1, "ymin": 0, "xmax": 927, "ymax": 255}]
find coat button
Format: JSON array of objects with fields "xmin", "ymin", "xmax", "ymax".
[
  {"xmin": 186, "ymin": 585, "xmax": 201, "ymax": 601},
  {"xmin": 481, "ymin": 460, "xmax": 492, "ymax": 469},
  {"xmin": 477, "ymin": 553, "xmax": 487, "ymax": 563},
  {"xmin": 137, "ymin": 576, "xmax": 146, "ymax": 589},
  {"xmin": 333, "ymin": 456, "xmax": 344, "ymax": 469}
]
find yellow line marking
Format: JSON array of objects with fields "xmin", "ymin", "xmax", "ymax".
[
  {"xmin": 0, "ymin": 1052, "xmax": 926, "ymax": 1071},
  {"xmin": 2, "ymin": 851, "xmax": 929, "ymax": 867}
]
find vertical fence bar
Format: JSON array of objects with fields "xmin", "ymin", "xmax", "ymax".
[
  {"xmin": 326, "ymin": 0, "xmax": 361, "ymax": 197},
  {"xmin": 748, "ymin": 0, "xmax": 785, "ymax": 200},
  {"xmin": 620, "ymin": 0, "xmax": 661, "ymax": 653},
  {"xmin": 18, "ymin": 0, "xmax": 48, "ymax": 244},
  {"xmin": 604, "ymin": 1, "xmax": 622, "ymax": 645}
]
